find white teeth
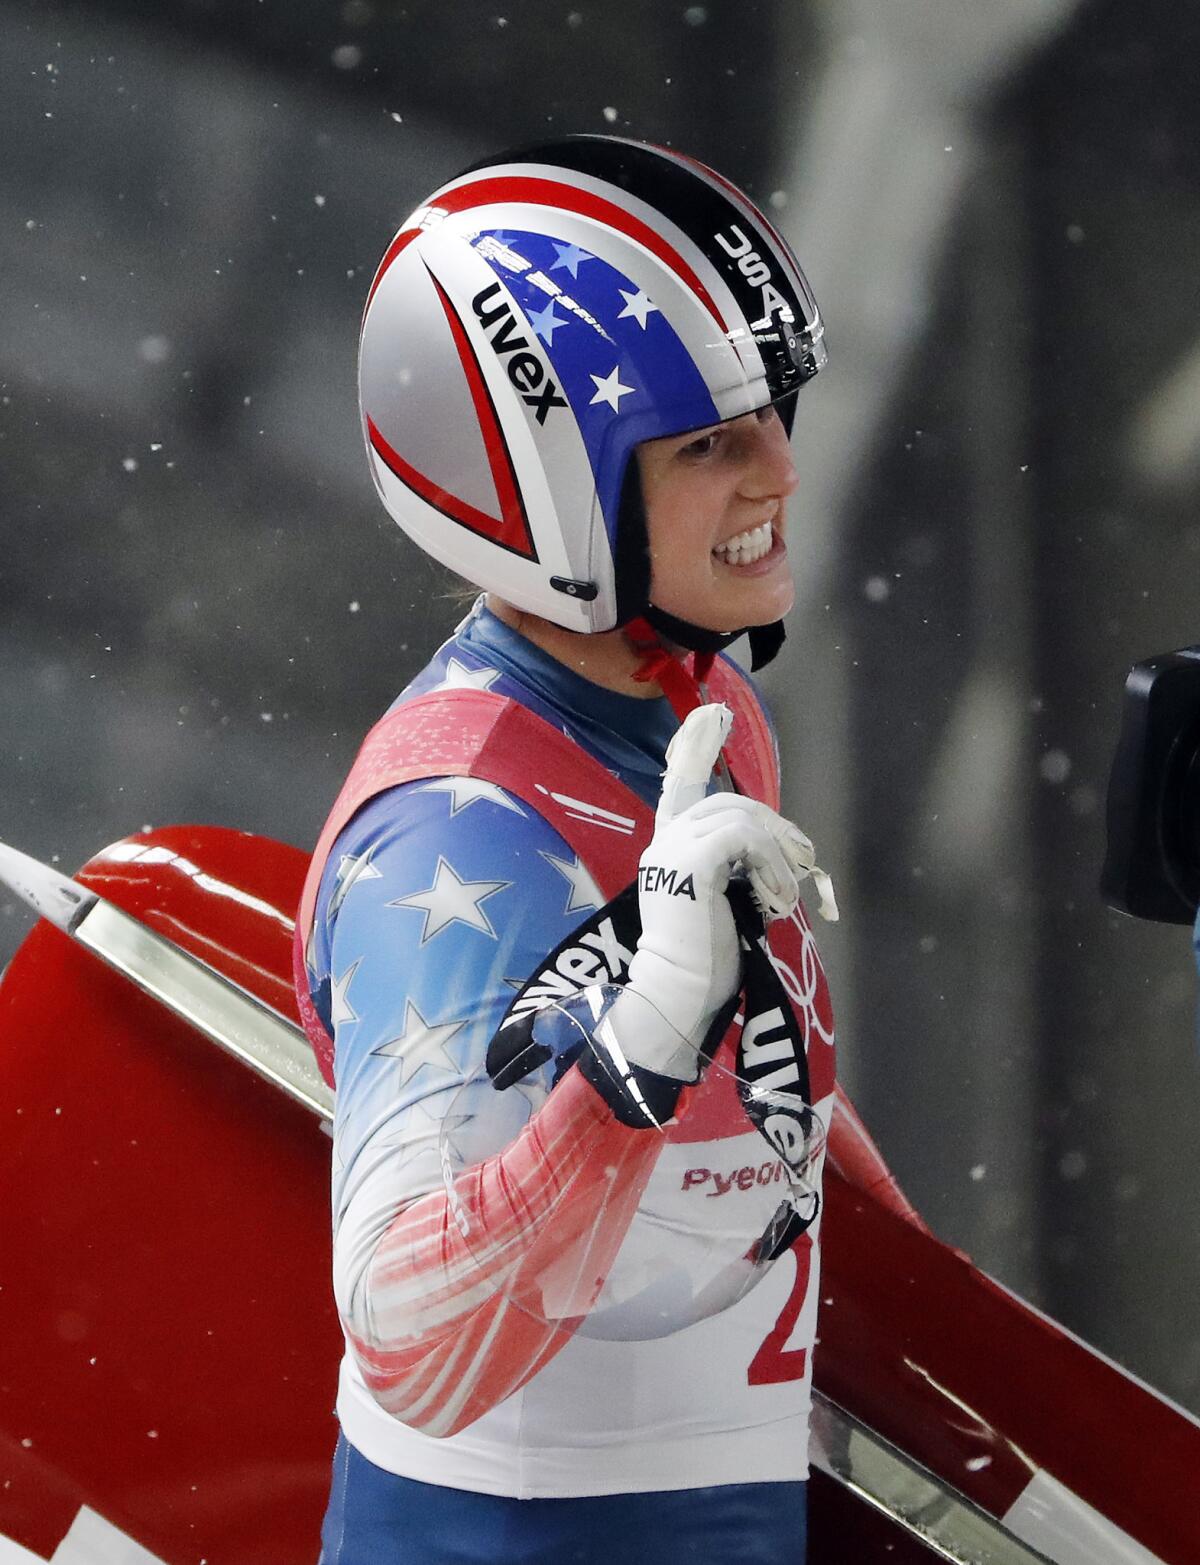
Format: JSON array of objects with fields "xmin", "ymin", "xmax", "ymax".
[{"xmin": 714, "ymin": 521, "xmax": 773, "ymax": 565}]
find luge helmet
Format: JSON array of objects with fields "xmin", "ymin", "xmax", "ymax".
[{"xmin": 359, "ymin": 135, "xmax": 825, "ymax": 658}]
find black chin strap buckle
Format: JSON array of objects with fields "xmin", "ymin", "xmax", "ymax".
[{"xmin": 747, "ymin": 620, "xmax": 786, "ymax": 672}]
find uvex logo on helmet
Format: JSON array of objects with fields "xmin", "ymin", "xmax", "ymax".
[
  {"xmin": 471, "ymin": 282, "xmax": 568, "ymax": 425},
  {"xmin": 714, "ymin": 224, "xmax": 794, "ymax": 333}
]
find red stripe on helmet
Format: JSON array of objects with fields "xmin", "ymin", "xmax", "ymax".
[
  {"xmin": 365, "ymin": 228, "xmax": 417, "ymax": 312},
  {"xmin": 367, "ymin": 413, "xmax": 536, "ymax": 562},
  {"xmin": 430, "ymin": 273, "xmax": 537, "ymax": 559},
  {"xmin": 436, "ymin": 174, "xmax": 730, "ymax": 334},
  {"xmin": 366, "ymin": 269, "xmax": 536, "ymax": 563}
]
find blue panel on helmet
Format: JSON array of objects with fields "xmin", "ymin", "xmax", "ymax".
[{"xmin": 471, "ymin": 230, "xmax": 721, "ymax": 547}]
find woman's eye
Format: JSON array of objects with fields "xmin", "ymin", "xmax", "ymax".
[{"xmin": 681, "ymin": 431, "xmax": 720, "ymax": 459}]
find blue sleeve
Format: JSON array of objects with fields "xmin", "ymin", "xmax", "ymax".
[{"xmin": 306, "ymin": 775, "xmax": 609, "ymax": 1230}]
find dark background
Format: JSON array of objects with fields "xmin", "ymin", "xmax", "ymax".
[{"xmin": 3, "ymin": 0, "xmax": 1199, "ymax": 1412}]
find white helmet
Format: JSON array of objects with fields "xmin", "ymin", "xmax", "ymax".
[{"xmin": 359, "ymin": 135, "xmax": 825, "ymax": 651}]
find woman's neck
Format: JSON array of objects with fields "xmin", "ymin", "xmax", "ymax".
[{"xmin": 485, "ymin": 596, "xmax": 668, "ymax": 698}]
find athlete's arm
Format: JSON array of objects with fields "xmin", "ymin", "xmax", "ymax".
[
  {"xmin": 318, "ymin": 779, "xmax": 664, "ymax": 1437},
  {"xmin": 342, "ymin": 1066, "xmax": 665, "ymax": 1438}
]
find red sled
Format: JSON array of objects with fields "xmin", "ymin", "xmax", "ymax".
[{"xmin": 1, "ymin": 822, "xmax": 1197, "ymax": 1564}]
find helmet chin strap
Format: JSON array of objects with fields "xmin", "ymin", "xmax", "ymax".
[
  {"xmin": 626, "ymin": 616, "xmax": 714, "ymax": 721},
  {"xmin": 640, "ymin": 605, "xmax": 787, "ymax": 674},
  {"xmin": 625, "ymin": 610, "xmax": 787, "ymax": 723}
]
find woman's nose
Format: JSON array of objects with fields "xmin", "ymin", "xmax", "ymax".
[{"xmin": 743, "ymin": 410, "xmax": 799, "ymax": 500}]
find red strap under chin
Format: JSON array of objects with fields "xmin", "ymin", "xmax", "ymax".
[{"xmin": 626, "ymin": 616, "xmax": 717, "ymax": 722}]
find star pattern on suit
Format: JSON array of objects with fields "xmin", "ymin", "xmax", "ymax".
[
  {"xmin": 372, "ymin": 999, "xmax": 466, "ymax": 1089},
  {"xmin": 389, "ymin": 856, "xmax": 510, "ymax": 945}
]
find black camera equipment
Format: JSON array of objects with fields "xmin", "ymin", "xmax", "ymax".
[{"xmin": 1101, "ymin": 646, "xmax": 1200, "ymax": 924}]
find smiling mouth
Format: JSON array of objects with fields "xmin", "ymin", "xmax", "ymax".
[{"xmin": 712, "ymin": 521, "xmax": 777, "ymax": 567}]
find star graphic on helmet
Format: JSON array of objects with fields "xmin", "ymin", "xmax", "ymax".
[
  {"xmin": 589, "ymin": 365, "xmax": 635, "ymax": 412},
  {"xmin": 526, "ymin": 298, "xmax": 570, "ymax": 344},
  {"xmin": 616, "ymin": 288, "xmax": 658, "ymax": 329},
  {"xmin": 550, "ymin": 242, "xmax": 593, "ymax": 278},
  {"xmin": 390, "ymin": 857, "xmax": 510, "ymax": 944},
  {"xmin": 539, "ymin": 850, "xmax": 604, "ymax": 915},
  {"xmin": 419, "ymin": 776, "xmax": 526, "ymax": 818},
  {"xmin": 372, "ymin": 999, "xmax": 466, "ymax": 1088}
]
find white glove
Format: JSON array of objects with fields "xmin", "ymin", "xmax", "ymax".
[{"xmin": 607, "ymin": 703, "xmax": 836, "ymax": 1083}]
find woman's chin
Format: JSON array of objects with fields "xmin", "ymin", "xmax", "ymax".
[
  {"xmin": 650, "ymin": 558, "xmax": 795, "ymax": 637},
  {"xmin": 729, "ymin": 574, "xmax": 796, "ymax": 631}
]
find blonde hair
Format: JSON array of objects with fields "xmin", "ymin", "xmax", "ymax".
[{"xmin": 441, "ymin": 572, "xmax": 483, "ymax": 609}]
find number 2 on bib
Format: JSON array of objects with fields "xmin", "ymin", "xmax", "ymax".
[{"xmin": 747, "ymin": 1236, "xmax": 813, "ymax": 1385}]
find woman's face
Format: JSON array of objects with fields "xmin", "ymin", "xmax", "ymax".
[{"xmin": 636, "ymin": 405, "xmax": 799, "ymax": 634}]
